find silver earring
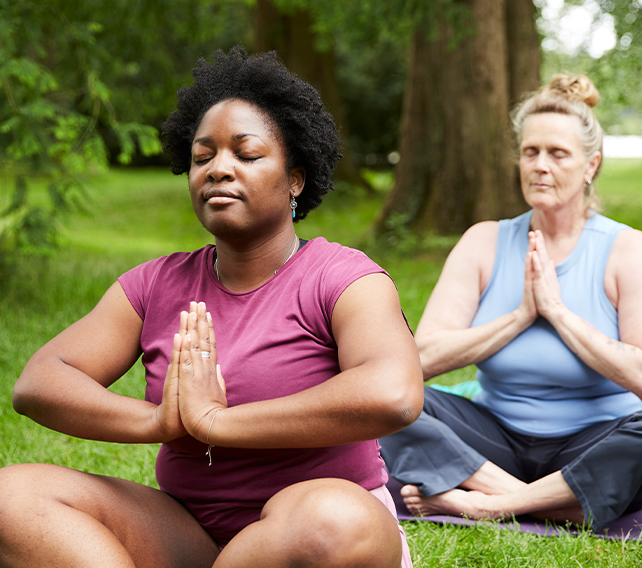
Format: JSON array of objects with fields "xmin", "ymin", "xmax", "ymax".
[
  {"xmin": 584, "ymin": 177, "xmax": 592, "ymax": 196},
  {"xmin": 290, "ymin": 196, "xmax": 297, "ymax": 219}
]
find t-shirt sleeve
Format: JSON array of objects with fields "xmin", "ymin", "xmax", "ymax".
[
  {"xmin": 117, "ymin": 256, "xmax": 168, "ymax": 320},
  {"xmin": 319, "ymin": 245, "xmax": 389, "ymax": 324}
]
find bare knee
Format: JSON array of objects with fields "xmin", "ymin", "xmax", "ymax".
[
  {"xmin": 0, "ymin": 464, "xmax": 49, "ymax": 518},
  {"xmin": 262, "ymin": 479, "xmax": 402, "ymax": 568}
]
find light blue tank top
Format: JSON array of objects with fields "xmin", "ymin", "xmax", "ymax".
[{"xmin": 471, "ymin": 211, "xmax": 642, "ymax": 436}]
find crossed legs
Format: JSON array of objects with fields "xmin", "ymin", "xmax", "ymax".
[
  {"xmin": 0, "ymin": 464, "xmax": 404, "ymax": 568},
  {"xmin": 400, "ymin": 460, "xmax": 584, "ymax": 525},
  {"xmin": 380, "ymin": 388, "xmax": 587, "ymax": 526}
]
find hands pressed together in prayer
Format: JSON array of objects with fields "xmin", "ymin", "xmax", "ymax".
[
  {"xmin": 519, "ymin": 230, "xmax": 565, "ymax": 326},
  {"xmin": 155, "ymin": 301, "xmax": 227, "ymax": 444}
]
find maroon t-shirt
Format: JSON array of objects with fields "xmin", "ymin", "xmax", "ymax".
[{"xmin": 118, "ymin": 238, "xmax": 389, "ymax": 544}]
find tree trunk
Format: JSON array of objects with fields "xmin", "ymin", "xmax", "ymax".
[
  {"xmin": 253, "ymin": 0, "xmax": 372, "ymax": 191},
  {"xmin": 506, "ymin": 0, "xmax": 541, "ymax": 107},
  {"xmin": 377, "ymin": 0, "xmax": 536, "ymax": 236}
]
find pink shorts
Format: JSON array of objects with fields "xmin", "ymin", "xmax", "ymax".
[{"xmin": 370, "ymin": 484, "xmax": 414, "ymax": 568}]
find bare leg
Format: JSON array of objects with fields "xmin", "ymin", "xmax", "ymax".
[
  {"xmin": 0, "ymin": 464, "xmax": 219, "ymax": 568},
  {"xmin": 216, "ymin": 478, "xmax": 403, "ymax": 568}
]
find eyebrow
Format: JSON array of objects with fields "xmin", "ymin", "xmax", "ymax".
[{"xmin": 192, "ymin": 133, "xmax": 263, "ymax": 146}]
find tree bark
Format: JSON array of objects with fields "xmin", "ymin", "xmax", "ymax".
[
  {"xmin": 377, "ymin": 0, "xmax": 537, "ymax": 236},
  {"xmin": 506, "ymin": 0, "xmax": 541, "ymax": 107},
  {"xmin": 253, "ymin": 0, "xmax": 372, "ymax": 191}
]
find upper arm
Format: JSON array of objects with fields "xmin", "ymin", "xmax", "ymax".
[
  {"xmin": 607, "ymin": 229, "xmax": 642, "ymax": 349},
  {"xmin": 17, "ymin": 281, "xmax": 144, "ymax": 391},
  {"xmin": 330, "ymin": 273, "xmax": 423, "ymax": 415},
  {"xmin": 415, "ymin": 221, "xmax": 498, "ymax": 341}
]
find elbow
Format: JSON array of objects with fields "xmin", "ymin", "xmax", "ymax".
[
  {"xmin": 13, "ymin": 375, "xmax": 35, "ymax": 417},
  {"xmin": 379, "ymin": 366, "xmax": 424, "ymax": 433},
  {"xmin": 12, "ymin": 359, "xmax": 46, "ymax": 418},
  {"xmin": 389, "ymin": 398, "xmax": 422, "ymax": 431}
]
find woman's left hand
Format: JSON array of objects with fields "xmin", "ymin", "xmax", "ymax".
[
  {"xmin": 528, "ymin": 230, "xmax": 564, "ymax": 322},
  {"xmin": 177, "ymin": 302, "xmax": 228, "ymax": 443}
]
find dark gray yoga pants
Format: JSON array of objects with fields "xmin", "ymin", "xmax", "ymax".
[{"xmin": 379, "ymin": 386, "xmax": 642, "ymax": 532}]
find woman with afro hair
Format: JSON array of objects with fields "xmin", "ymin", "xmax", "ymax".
[{"xmin": 0, "ymin": 47, "xmax": 422, "ymax": 567}]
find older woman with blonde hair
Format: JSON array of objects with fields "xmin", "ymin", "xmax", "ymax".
[{"xmin": 380, "ymin": 73, "xmax": 642, "ymax": 533}]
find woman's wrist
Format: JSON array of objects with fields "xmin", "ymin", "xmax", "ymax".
[
  {"xmin": 196, "ymin": 406, "xmax": 227, "ymax": 446},
  {"xmin": 538, "ymin": 300, "xmax": 567, "ymax": 325},
  {"xmin": 512, "ymin": 305, "xmax": 537, "ymax": 331}
]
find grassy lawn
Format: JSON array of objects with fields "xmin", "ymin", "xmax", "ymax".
[{"xmin": 1, "ymin": 160, "xmax": 642, "ymax": 565}]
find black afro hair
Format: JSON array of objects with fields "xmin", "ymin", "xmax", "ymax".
[{"xmin": 161, "ymin": 46, "xmax": 342, "ymax": 221}]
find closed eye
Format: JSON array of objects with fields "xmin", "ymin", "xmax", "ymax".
[{"xmin": 236, "ymin": 155, "xmax": 260, "ymax": 163}]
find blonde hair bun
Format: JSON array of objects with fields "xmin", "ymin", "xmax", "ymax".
[{"xmin": 543, "ymin": 73, "xmax": 600, "ymax": 108}]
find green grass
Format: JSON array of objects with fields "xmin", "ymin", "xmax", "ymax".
[{"xmin": 2, "ymin": 160, "xmax": 642, "ymax": 565}]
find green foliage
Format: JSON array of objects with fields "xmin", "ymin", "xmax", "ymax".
[
  {"xmin": 0, "ymin": 0, "xmax": 163, "ymax": 274},
  {"xmin": 539, "ymin": 0, "xmax": 642, "ymax": 134}
]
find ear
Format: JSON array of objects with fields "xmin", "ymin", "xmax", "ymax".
[
  {"xmin": 289, "ymin": 166, "xmax": 305, "ymax": 198},
  {"xmin": 586, "ymin": 151, "xmax": 601, "ymax": 181}
]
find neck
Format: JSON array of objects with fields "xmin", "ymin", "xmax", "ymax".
[
  {"xmin": 530, "ymin": 205, "xmax": 587, "ymax": 265},
  {"xmin": 214, "ymin": 228, "xmax": 299, "ymax": 292}
]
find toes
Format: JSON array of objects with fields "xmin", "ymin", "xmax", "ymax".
[{"xmin": 400, "ymin": 484, "xmax": 422, "ymax": 498}]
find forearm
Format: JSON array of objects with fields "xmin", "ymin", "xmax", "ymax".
[
  {"xmin": 202, "ymin": 360, "xmax": 422, "ymax": 449},
  {"xmin": 417, "ymin": 309, "xmax": 534, "ymax": 379},
  {"xmin": 13, "ymin": 358, "xmax": 164, "ymax": 444},
  {"xmin": 546, "ymin": 306, "xmax": 642, "ymax": 397}
]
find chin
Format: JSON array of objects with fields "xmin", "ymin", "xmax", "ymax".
[{"xmin": 525, "ymin": 193, "xmax": 558, "ymax": 209}]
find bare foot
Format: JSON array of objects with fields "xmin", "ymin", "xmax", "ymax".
[{"xmin": 400, "ymin": 485, "xmax": 499, "ymax": 519}]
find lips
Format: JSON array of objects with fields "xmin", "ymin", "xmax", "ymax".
[
  {"xmin": 203, "ymin": 189, "xmax": 239, "ymax": 204},
  {"xmin": 531, "ymin": 181, "xmax": 552, "ymax": 190}
]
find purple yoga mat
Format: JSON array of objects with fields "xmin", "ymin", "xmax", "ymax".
[{"xmin": 387, "ymin": 476, "xmax": 642, "ymax": 540}]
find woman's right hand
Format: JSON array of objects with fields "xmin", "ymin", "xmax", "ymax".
[
  {"xmin": 515, "ymin": 231, "xmax": 538, "ymax": 327},
  {"xmin": 155, "ymin": 332, "xmax": 187, "ymax": 442},
  {"xmin": 177, "ymin": 302, "xmax": 228, "ymax": 445}
]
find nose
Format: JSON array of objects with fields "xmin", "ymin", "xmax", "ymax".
[
  {"xmin": 206, "ymin": 151, "xmax": 235, "ymax": 182},
  {"xmin": 533, "ymin": 151, "xmax": 550, "ymax": 173}
]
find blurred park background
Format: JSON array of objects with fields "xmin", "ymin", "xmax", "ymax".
[{"xmin": 2, "ymin": 0, "xmax": 642, "ymax": 565}]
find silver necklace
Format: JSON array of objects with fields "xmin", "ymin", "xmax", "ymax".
[{"xmin": 215, "ymin": 235, "xmax": 299, "ymax": 282}]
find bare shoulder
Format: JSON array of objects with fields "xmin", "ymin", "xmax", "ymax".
[
  {"xmin": 416, "ymin": 221, "xmax": 499, "ymax": 335},
  {"xmin": 605, "ymin": 227, "xmax": 642, "ymax": 309},
  {"xmin": 610, "ymin": 226, "xmax": 642, "ymax": 256},
  {"xmin": 445, "ymin": 220, "xmax": 499, "ymax": 290},
  {"xmin": 606, "ymin": 228, "xmax": 642, "ymax": 345},
  {"xmin": 457, "ymin": 220, "xmax": 499, "ymax": 250}
]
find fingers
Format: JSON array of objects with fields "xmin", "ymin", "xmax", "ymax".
[
  {"xmin": 530, "ymin": 248, "xmax": 543, "ymax": 277},
  {"xmin": 207, "ymin": 310, "xmax": 218, "ymax": 361},
  {"xmin": 527, "ymin": 231, "xmax": 536, "ymax": 254},
  {"xmin": 179, "ymin": 309, "xmax": 189, "ymax": 338},
  {"xmin": 162, "ymin": 333, "xmax": 182, "ymax": 396},
  {"xmin": 532, "ymin": 230, "xmax": 552, "ymax": 266},
  {"xmin": 179, "ymin": 302, "xmax": 218, "ymax": 377},
  {"xmin": 168, "ymin": 333, "xmax": 182, "ymax": 375}
]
